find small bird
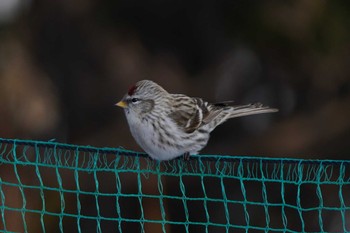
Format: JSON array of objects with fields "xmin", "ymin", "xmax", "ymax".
[{"xmin": 116, "ymin": 80, "xmax": 278, "ymax": 161}]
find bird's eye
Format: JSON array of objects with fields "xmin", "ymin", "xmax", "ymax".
[{"xmin": 131, "ymin": 98, "xmax": 139, "ymax": 103}]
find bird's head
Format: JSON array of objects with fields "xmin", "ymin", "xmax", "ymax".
[{"xmin": 116, "ymin": 80, "xmax": 168, "ymax": 115}]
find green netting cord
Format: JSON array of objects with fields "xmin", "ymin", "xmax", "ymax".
[{"xmin": 0, "ymin": 138, "xmax": 349, "ymax": 233}]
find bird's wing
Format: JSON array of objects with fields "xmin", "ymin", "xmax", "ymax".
[
  {"xmin": 201, "ymin": 101, "xmax": 234, "ymax": 124},
  {"xmin": 168, "ymin": 96, "xmax": 224, "ymax": 133}
]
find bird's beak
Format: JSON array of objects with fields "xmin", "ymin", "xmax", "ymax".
[{"xmin": 115, "ymin": 100, "xmax": 128, "ymax": 108}]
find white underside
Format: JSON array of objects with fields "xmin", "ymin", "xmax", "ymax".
[{"xmin": 124, "ymin": 109, "xmax": 208, "ymax": 161}]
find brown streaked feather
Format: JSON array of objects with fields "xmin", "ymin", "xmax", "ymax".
[
  {"xmin": 200, "ymin": 105, "xmax": 224, "ymax": 124},
  {"xmin": 227, "ymin": 103, "xmax": 278, "ymax": 118},
  {"xmin": 168, "ymin": 107, "xmax": 202, "ymax": 133},
  {"xmin": 201, "ymin": 101, "xmax": 240, "ymax": 124},
  {"xmin": 169, "ymin": 97, "xmax": 224, "ymax": 133},
  {"xmin": 168, "ymin": 99, "xmax": 277, "ymax": 133}
]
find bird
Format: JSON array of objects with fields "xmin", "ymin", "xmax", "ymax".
[{"xmin": 116, "ymin": 80, "xmax": 278, "ymax": 161}]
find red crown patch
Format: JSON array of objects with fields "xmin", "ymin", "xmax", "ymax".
[{"xmin": 128, "ymin": 85, "xmax": 137, "ymax": 96}]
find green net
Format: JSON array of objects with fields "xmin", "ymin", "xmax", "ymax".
[{"xmin": 0, "ymin": 138, "xmax": 349, "ymax": 233}]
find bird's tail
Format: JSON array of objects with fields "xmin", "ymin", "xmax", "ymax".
[
  {"xmin": 228, "ymin": 103, "xmax": 278, "ymax": 118},
  {"xmin": 204, "ymin": 102, "xmax": 277, "ymax": 132}
]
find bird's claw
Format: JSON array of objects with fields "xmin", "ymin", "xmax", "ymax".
[{"xmin": 183, "ymin": 152, "xmax": 190, "ymax": 161}]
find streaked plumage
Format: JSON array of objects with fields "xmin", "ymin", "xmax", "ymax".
[{"xmin": 116, "ymin": 80, "xmax": 278, "ymax": 161}]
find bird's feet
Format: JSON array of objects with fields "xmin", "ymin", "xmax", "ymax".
[{"xmin": 183, "ymin": 152, "xmax": 190, "ymax": 161}]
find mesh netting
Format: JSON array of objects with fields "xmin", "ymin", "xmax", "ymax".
[{"xmin": 0, "ymin": 138, "xmax": 349, "ymax": 233}]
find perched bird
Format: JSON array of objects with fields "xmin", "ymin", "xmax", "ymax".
[{"xmin": 116, "ymin": 80, "xmax": 278, "ymax": 161}]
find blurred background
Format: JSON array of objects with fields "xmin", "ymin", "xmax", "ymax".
[
  {"xmin": 1, "ymin": 0, "xmax": 350, "ymax": 232},
  {"xmin": 1, "ymin": 0, "xmax": 350, "ymax": 158}
]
